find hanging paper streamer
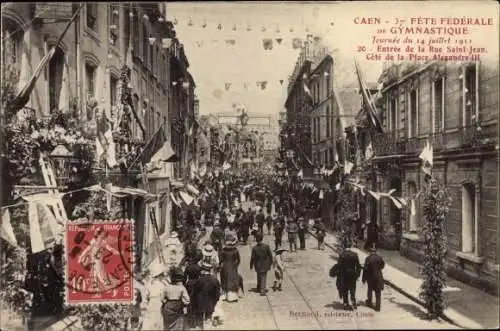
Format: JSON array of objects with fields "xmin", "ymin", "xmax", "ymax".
[
  {"xmin": 292, "ymin": 38, "xmax": 303, "ymax": 49},
  {"xmin": 225, "ymin": 82, "xmax": 231, "ymax": 90},
  {"xmin": 276, "ymin": 38, "xmax": 283, "ymax": 45},
  {"xmin": 225, "ymin": 39, "xmax": 236, "ymax": 45},
  {"xmin": 261, "ymin": 81, "xmax": 268, "ymax": 90},
  {"xmin": 263, "ymin": 39, "xmax": 273, "ymax": 50}
]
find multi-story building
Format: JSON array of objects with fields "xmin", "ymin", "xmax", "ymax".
[{"xmin": 367, "ymin": 60, "xmax": 499, "ymax": 294}]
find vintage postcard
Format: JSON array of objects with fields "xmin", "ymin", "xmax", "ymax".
[{"xmin": 0, "ymin": 1, "xmax": 498, "ymax": 330}]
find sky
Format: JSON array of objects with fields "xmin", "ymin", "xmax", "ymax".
[{"xmin": 166, "ymin": 1, "xmax": 498, "ymax": 117}]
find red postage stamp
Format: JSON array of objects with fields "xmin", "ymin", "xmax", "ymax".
[{"xmin": 64, "ymin": 219, "xmax": 134, "ymax": 305}]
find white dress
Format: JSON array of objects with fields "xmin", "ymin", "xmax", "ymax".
[{"xmin": 142, "ymin": 278, "xmax": 168, "ymax": 331}]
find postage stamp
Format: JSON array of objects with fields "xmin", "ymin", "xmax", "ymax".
[{"xmin": 64, "ymin": 219, "xmax": 134, "ymax": 305}]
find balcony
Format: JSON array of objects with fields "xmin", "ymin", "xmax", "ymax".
[
  {"xmin": 372, "ymin": 131, "xmax": 405, "ymax": 156},
  {"xmin": 459, "ymin": 124, "xmax": 496, "ymax": 148}
]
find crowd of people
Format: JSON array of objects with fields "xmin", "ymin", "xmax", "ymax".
[{"xmin": 135, "ymin": 169, "xmax": 385, "ymax": 330}]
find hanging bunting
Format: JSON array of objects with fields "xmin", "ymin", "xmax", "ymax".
[
  {"xmin": 243, "ymin": 82, "xmax": 249, "ymax": 90},
  {"xmin": 196, "ymin": 41, "xmax": 204, "ymax": 47},
  {"xmin": 261, "ymin": 25, "xmax": 266, "ymax": 32},
  {"xmin": 256, "ymin": 81, "xmax": 262, "ymax": 88},
  {"xmin": 247, "ymin": 23, "xmax": 252, "ymax": 31},
  {"xmin": 275, "ymin": 25, "xmax": 280, "ymax": 33},
  {"xmin": 202, "ymin": 19, "xmax": 207, "ymax": 28},
  {"xmin": 217, "ymin": 23, "xmax": 222, "ymax": 30},
  {"xmin": 173, "ymin": 18, "xmax": 178, "ymax": 25},
  {"xmin": 263, "ymin": 39, "xmax": 273, "ymax": 50},
  {"xmin": 188, "ymin": 18, "xmax": 193, "ymax": 26},
  {"xmin": 275, "ymin": 38, "xmax": 283, "ymax": 45},
  {"xmin": 292, "ymin": 38, "xmax": 302, "ymax": 49},
  {"xmin": 279, "ymin": 79, "xmax": 284, "ymax": 85},
  {"xmin": 261, "ymin": 81, "xmax": 268, "ymax": 90},
  {"xmin": 225, "ymin": 39, "xmax": 236, "ymax": 45},
  {"xmin": 289, "ymin": 26, "xmax": 294, "ymax": 32},
  {"xmin": 225, "ymin": 82, "xmax": 231, "ymax": 90},
  {"xmin": 232, "ymin": 24, "xmax": 237, "ymax": 31}
]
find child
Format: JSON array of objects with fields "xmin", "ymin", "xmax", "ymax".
[
  {"xmin": 272, "ymin": 247, "xmax": 287, "ymax": 291},
  {"xmin": 315, "ymin": 220, "xmax": 326, "ymax": 250}
]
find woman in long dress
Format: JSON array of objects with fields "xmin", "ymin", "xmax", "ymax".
[
  {"xmin": 141, "ymin": 263, "xmax": 169, "ymax": 331},
  {"xmin": 161, "ymin": 266, "xmax": 190, "ymax": 330},
  {"xmin": 219, "ymin": 234, "xmax": 241, "ymax": 302}
]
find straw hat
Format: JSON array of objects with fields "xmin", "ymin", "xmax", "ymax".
[{"xmin": 202, "ymin": 244, "xmax": 214, "ymax": 254}]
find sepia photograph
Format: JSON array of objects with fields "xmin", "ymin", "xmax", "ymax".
[{"xmin": 0, "ymin": 1, "xmax": 499, "ymax": 330}]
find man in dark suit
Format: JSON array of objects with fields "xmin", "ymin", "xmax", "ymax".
[
  {"xmin": 362, "ymin": 245, "xmax": 385, "ymax": 311},
  {"xmin": 250, "ymin": 233, "xmax": 273, "ymax": 296},
  {"xmin": 192, "ymin": 262, "xmax": 221, "ymax": 326},
  {"xmin": 338, "ymin": 241, "xmax": 362, "ymax": 310}
]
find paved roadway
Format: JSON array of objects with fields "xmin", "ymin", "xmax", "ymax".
[{"xmin": 203, "ymin": 231, "xmax": 459, "ymax": 330}]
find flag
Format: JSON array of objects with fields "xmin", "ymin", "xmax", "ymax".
[
  {"xmin": 419, "ymin": 140, "xmax": 433, "ymax": 176},
  {"xmin": 344, "ymin": 161, "xmax": 354, "ymax": 174},
  {"xmin": 179, "ymin": 191, "xmax": 194, "ymax": 205},
  {"xmin": 263, "ymin": 39, "xmax": 273, "ymax": 50},
  {"xmin": 354, "ymin": 59, "xmax": 384, "ymax": 133},
  {"xmin": 185, "ymin": 184, "xmax": 200, "ymax": 196},
  {"xmin": 225, "ymin": 82, "xmax": 231, "ymax": 90},
  {"xmin": 303, "ymin": 83, "xmax": 313, "ymax": 102},
  {"xmin": 1, "ymin": 209, "xmax": 17, "ymax": 246},
  {"xmin": 285, "ymin": 170, "xmax": 289, "ymax": 177},
  {"xmin": 297, "ymin": 169, "xmax": 303, "ymax": 178},
  {"xmin": 335, "ymin": 183, "xmax": 341, "ymax": 191},
  {"xmin": 96, "ymin": 116, "xmax": 117, "ymax": 168},
  {"xmin": 170, "ymin": 192, "xmax": 181, "ymax": 207},
  {"xmin": 133, "ymin": 127, "xmax": 166, "ymax": 168},
  {"xmin": 11, "ymin": 5, "xmax": 83, "ymax": 113},
  {"xmin": 292, "ymin": 38, "xmax": 302, "ymax": 49},
  {"xmin": 28, "ymin": 202, "xmax": 57, "ymax": 253},
  {"xmin": 365, "ymin": 141, "xmax": 374, "ymax": 160}
]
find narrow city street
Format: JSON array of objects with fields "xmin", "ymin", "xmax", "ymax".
[{"xmin": 197, "ymin": 231, "xmax": 458, "ymax": 330}]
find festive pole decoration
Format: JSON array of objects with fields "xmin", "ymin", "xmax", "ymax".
[
  {"xmin": 188, "ymin": 18, "xmax": 193, "ymax": 26},
  {"xmin": 202, "ymin": 19, "xmax": 207, "ymax": 28}
]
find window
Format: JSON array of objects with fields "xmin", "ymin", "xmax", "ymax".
[
  {"xmin": 326, "ymin": 105, "xmax": 331, "ymax": 137},
  {"xmin": 461, "ymin": 183, "xmax": 477, "ymax": 254},
  {"xmin": 390, "ymin": 98, "xmax": 397, "ymax": 133},
  {"xmin": 408, "ymin": 89, "xmax": 418, "ymax": 138},
  {"xmin": 2, "ymin": 20, "xmax": 22, "ymax": 76},
  {"xmin": 433, "ymin": 77, "xmax": 444, "ymax": 132},
  {"xmin": 86, "ymin": 4, "xmax": 98, "ymax": 31},
  {"xmin": 85, "ymin": 63, "xmax": 96, "ymax": 100},
  {"xmin": 142, "ymin": 23, "xmax": 148, "ymax": 63},
  {"xmin": 48, "ymin": 47, "xmax": 65, "ymax": 112},
  {"xmin": 109, "ymin": 4, "xmax": 119, "ymax": 46},
  {"xmin": 407, "ymin": 181, "xmax": 418, "ymax": 232},
  {"xmin": 110, "ymin": 75, "xmax": 118, "ymax": 109},
  {"xmin": 462, "ymin": 63, "xmax": 478, "ymax": 127}
]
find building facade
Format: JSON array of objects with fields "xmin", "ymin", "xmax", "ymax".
[{"xmin": 369, "ymin": 60, "xmax": 499, "ymax": 294}]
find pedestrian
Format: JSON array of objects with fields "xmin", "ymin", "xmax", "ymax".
[
  {"xmin": 298, "ymin": 217, "xmax": 307, "ymax": 250},
  {"xmin": 161, "ymin": 266, "xmax": 190, "ymax": 330},
  {"xmin": 328, "ymin": 261, "xmax": 343, "ymax": 301},
  {"xmin": 211, "ymin": 221, "xmax": 225, "ymax": 259},
  {"xmin": 200, "ymin": 243, "xmax": 220, "ymax": 278},
  {"xmin": 142, "ymin": 263, "xmax": 168, "ymax": 331},
  {"xmin": 362, "ymin": 244, "xmax": 385, "ymax": 312},
  {"xmin": 250, "ymin": 232, "xmax": 273, "ymax": 296},
  {"xmin": 272, "ymin": 247, "xmax": 287, "ymax": 292},
  {"xmin": 266, "ymin": 197, "xmax": 273, "ymax": 217},
  {"xmin": 185, "ymin": 264, "xmax": 201, "ymax": 329},
  {"xmin": 286, "ymin": 217, "xmax": 299, "ymax": 252},
  {"xmin": 265, "ymin": 212, "xmax": 273, "ymax": 235},
  {"xmin": 273, "ymin": 214, "xmax": 285, "ymax": 250},
  {"xmin": 315, "ymin": 220, "xmax": 326, "ymax": 250},
  {"xmin": 219, "ymin": 234, "xmax": 241, "ymax": 302},
  {"xmin": 192, "ymin": 261, "xmax": 221, "ymax": 328},
  {"xmin": 337, "ymin": 241, "xmax": 362, "ymax": 310},
  {"xmin": 364, "ymin": 221, "xmax": 379, "ymax": 250}
]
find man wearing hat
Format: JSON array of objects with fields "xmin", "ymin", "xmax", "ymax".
[
  {"xmin": 250, "ymin": 233, "xmax": 273, "ymax": 296},
  {"xmin": 286, "ymin": 217, "xmax": 299, "ymax": 252},
  {"xmin": 337, "ymin": 241, "xmax": 362, "ymax": 310},
  {"xmin": 362, "ymin": 244, "xmax": 385, "ymax": 312}
]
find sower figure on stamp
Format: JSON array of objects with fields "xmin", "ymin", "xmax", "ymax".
[
  {"xmin": 78, "ymin": 227, "xmax": 119, "ymax": 295},
  {"xmin": 250, "ymin": 233, "xmax": 273, "ymax": 296},
  {"xmin": 338, "ymin": 240, "xmax": 362, "ymax": 310},
  {"xmin": 362, "ymin": 244, "xmax": 385, "ymax": 312}
]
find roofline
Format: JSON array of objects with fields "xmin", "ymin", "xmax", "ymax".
[{"xmin": 284, "ymin": 61, "xmax": 312, "ymax": 108}]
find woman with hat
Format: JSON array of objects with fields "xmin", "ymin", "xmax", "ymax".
[
  {"xmin": 219, "ymin": 234, "xmax": 241, "ymax": 302},
  {"xmin": 160, "ymin": 266, "xmax": 190, "ymax": 330},
  {"xmin": 200, "ymin": 243, "xmax": 220, "ymax": 277},
  {"xmin": 142, "ymin": 262, "xmax": 169, "ymax": 331},
  {"xmin": 192, "ymin": 260, "xmax": 222, "ymax": 328}
]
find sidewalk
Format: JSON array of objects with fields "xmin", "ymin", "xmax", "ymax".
[{"xmin": 322, "ymin": 231, "xmax": 499, "ymax": 329}]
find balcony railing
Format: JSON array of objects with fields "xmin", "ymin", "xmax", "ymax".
[{"xmin": 459, "ymin": 124, "xmax": 494, "ymax": 148}]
